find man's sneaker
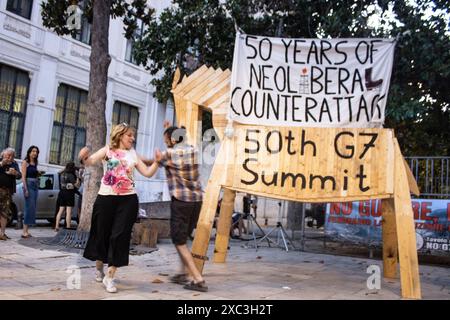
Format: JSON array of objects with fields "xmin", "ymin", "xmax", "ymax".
[
  {"xmin": 95, "ymin": 269, "xmax": 105, "ymax": 282},
  {"xmin": 102, "ymin": 276, "xmax": 117, "ymax": 293}
]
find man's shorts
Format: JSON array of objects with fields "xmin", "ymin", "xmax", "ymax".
[{"xmin": 170, "ymin": 197, "xmax": 202, "ymax": 245}]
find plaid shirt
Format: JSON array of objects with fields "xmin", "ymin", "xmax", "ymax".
[{"xmin": 159, "ymin": 144, "xmax": 203, "ymax": 202}]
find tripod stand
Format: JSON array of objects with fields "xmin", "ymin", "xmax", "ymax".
[
  {"xmin": 232, "ymin": 211, "xmax": 270, "ymax": 250},
  {"xmin": 255, "ymin": 201, "xmax": 297, "ymax": 251}
]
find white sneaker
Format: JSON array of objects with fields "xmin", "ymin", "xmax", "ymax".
[
  {"xmin": 102, "ymin": 276, "xmax": 117, "ymax": 293},
  {"xmin": 95, "ymin": 269, "xmax": 105, "ymax": 282}
]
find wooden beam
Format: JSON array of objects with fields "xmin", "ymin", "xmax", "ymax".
[
  {"xmin": 393, "ymin": 139, "xmax": 421, "ymax": 299},
  {"xmin": 171, "ymin": 65, "xmax": 209, "ymax": 95},
  {"xmin": 381, "ymin": 198, "xmax": 398, "ymax": 279},
  {"xmin": 184, "ymin": 101, "xmax": 201, "ymax": 146},
  {"xmin": 228, "ymin": 187, "xmax": 392, "ymax": 203},
  {"xmin": 175, "ymin": 67, "xmax": 216, "ymax": 97},
  {"xmin": 198, "ymin": 75, "xmax": 231, "ymax": 106},
  {"xmin": 172, "ymin": 67, "xmax": 181, "ymax": 90},
  {"xmin": 213, "ymin": 188, "xmax": 236, "ymax": 263},
  {"xmin": 185, "ymin": 68, "xmax": 225, "ymax": 102},
  {"xmin": 404, "ymin": 159, "xmax": 420, "ymax": 196},
  {"xmin": 191, "ymin": 138, "xmax": 235, "ymax": 272}
]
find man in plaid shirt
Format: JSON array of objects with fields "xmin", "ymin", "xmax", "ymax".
[{"xmin": 155, "ymin": 125, "xmax": 207, "ymax": 292}]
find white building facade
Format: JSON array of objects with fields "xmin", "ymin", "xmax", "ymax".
[{"xmin": 0, "ymin": 0, "xmax": 173, "ymax": 202}]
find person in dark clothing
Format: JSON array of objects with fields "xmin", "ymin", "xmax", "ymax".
[
  {"xmin": 54, "ymin": 162, "xmax": 79, "ymax": 231},
  {"xmin": 0, "ymin": 148, "xmax": 22, "ymax": 240}
]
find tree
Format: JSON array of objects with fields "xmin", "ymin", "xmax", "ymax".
[
  {"xmin": 384, "ymin": 1, "xmax": 450, "ymax": 156},
  {"xmin": 134, "ymin": 0, "xmax": 236, "ymax": 102},
  {"xmin": 134, "ymin": 0, "xmax": 450, "ymax": 156},
  {"xmin": 41, "ymin": 0, "xmax": 154, "ymax": 231}
]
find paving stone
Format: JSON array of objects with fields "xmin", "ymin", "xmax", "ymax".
[{"xmin": 0, "ymin": 226, "xmax": 448, "ymax": 300}]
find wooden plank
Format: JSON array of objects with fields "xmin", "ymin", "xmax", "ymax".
[
  {"xmin": 198, "ymin": 73, "xmax": 231, "ymax": 105},
  {"xmin": 175, "ymin": 98, "xmax": 187, "ymax": 128},
  {"xmin": 183, "ymin": 68, "xmax": 223, "ymax": 101},
  {"xmin": 227, "ymin": 187, "xmax": 392, "ymax": 203},
  {"xmin": 208, "ymin": 92, "xmax": 229, "ymax": 111},
  {"xmin": 393, "ymin": 139, "xmax": 421, "ymax": 299},
  {"xmin": 191, "ymin": 138, "xmax": 235, "ymax": 273},
  {"xmin": 176, "ymin": 67, "xmax": 216, "ymax": 97},
  {"xmin": 381, "ymin": 198, "xmax": 398, "ymax": 279},
  {"xmin": 213, "ymin": 188, "xmax": 236, "ymax": 263},
  {"xmin": 171, "ymin": 65, "xmax": 209, "ymax": 95},
  {"xmin": 184, "ymin": 102, "xmax": 201, "ymax": 146},
  {"xmin": 185, "ymin": 68, "xmax": 225, "ymax": 102},
  {"xmin": 385, "ymin": 130, "xmax": 395, "ymax": 194},
  {"xmin": 404, "ymin": 159, "xmax": 420, "ymax": 196},
  {"xmin": 212, "ymin": 113, "xmax": 227, "ymax": 141},
  {"xmin": 172, "ymin": 67, "xmax": 181, "ymax": 90},
  {"xmin": 203, "ymin": 83, "xmax": 230, "ymax": 107},
  {"xmin": 227, "ymin": 126, "xmax": 395, "ymax": 200}
]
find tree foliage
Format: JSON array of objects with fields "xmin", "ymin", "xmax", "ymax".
[
  {"xmin": 134, "ymin": 0, "xmax": 450, "ymax": 156},
  {"xmin": 41, "ymin": 0, "xmax": 154, "ymax": 39}
]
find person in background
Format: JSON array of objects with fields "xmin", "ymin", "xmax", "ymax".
[
  {"xmin": 0, "ymin": 148, "xmax": 21, "ymax": 240},
  {"xmin": 21, "ymin": 145, "xmax": 40, "ymax": 239},
  {"xmin": 54, "ymin": 162, "xmax": 79, "ymax": 231}
]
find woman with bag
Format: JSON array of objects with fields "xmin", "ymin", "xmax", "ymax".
[
  {"xmin": 54, "ymin": 162, "xmax": 79, "ymax": 231},
  {"xmin": 79, "ymin": 123, "xmax": 159, "ymax": 293}
]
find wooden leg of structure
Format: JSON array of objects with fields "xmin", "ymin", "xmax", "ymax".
[
  {"xmin": 381, "ymin": 198, "xmax": 398, "ymax": 279},
  {"xmin": 191, "ymin": 181, "xmax": 221, "ymax": 273},
  {"xmin": 393, "ymin": 140, "xmax": 421, "ymax": 299},
  {"xmin": 191, "ymin": 140, "xmax": 233, "ymax": 273},
  {"xmin": 213, "ymin": 188, "xmax": 236, "ymax": 263}
]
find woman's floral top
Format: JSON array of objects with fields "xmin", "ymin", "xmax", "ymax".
[{"xmin": 98, "ymin": 146, "xmax": 138, "ymax": 196}]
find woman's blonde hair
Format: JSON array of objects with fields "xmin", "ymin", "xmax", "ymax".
[{"xmin": 110, "ymin": 123, "xmax": 136, "ymax": 149}]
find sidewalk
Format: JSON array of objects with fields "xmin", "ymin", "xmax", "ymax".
[{"xmin": 0, "ymin": 226, "xmax": 449, "ymax": 300}]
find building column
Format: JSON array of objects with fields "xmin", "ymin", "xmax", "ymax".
[
  {"xmin": 21, "ymin": 56, "xmax": 58, "ymax": 163},
  {"xmin": 105, "ymin": 80, "xmax": 115, "ymax": 139}
]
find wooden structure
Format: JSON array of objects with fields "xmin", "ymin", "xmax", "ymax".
[{"xmin": 171, "ymin": 65, "xmax": 422, "ymax": 299}]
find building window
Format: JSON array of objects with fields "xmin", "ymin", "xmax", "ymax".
[
  {"xmin": 72, "ymin": 17, "xmax": 91, "ymax": 45},
  {"xmin": 50, "ymin": 84, "xmax": 87, "ymax": 165},
  {"xmin": 125, "ymin": 19, "xmax": 144, "ymax": 65},
  {"xmin": 112, "ymin": 101, "xmax": 139, "ymax": 139},
  {"xmin": 6, "ymin": 0, "xmax": 33, "ymax": 20},
  {"xmin": 0, "ymin": 64, "xmax": 29, "ymax": 156},
  {"xmin": 71, "ymin": 1, "xmax": 91, "ymax": 45}
]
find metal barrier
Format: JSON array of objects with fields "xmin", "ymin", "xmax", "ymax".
[{"xmin": 405, "ymin": 157, "xmax": 450, "ymax": 198}]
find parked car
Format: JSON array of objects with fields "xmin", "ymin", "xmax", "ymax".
[{"xmin": 9, "ymin": 172, "xmax": 80, "ymax": 225}]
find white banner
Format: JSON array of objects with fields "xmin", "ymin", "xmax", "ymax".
[{"xmin": 230, "ymin": 33, "xmax": 395, "ymax": 128}]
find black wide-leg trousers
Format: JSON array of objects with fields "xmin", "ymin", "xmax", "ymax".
[{"xmin": 83, "ymin": 194, "xmax": 138, "ymax": 267}]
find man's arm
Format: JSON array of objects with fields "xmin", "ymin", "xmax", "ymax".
[
  {"xmin": 79, "ymin": 146, "xmax": 107, "ymax": 166},
  {"xmin": 155, "ymin": 149, "xmax": 169, "ymax": 167},
  {"xmin": 163, "ymin": 120, "xmax": 171, "ymax": 129},
  {"xmin": 137, "ymin": 153, "xmax": 154, "ymax": 166}
]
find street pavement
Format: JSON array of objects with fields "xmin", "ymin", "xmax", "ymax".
[{"xmin": 0, "ymin": 226, "xmax": 449, "ymax": 300}]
